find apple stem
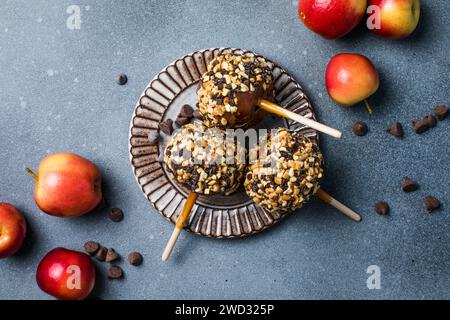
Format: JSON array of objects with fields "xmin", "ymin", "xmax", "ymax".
[
  {"xmin": 25, "ymin": 168, "xmax": 38, "ymax": 182},
  {"xmin": 364, "ymin": 100, "xmax": 374, "ymax": 114}
]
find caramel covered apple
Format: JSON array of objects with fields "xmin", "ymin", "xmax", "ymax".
[
  {"xmin": 164, "ymin": 122, "xmax": 246, "ymax": 196},
  {"xmin": 245, "ymin": 128, "xmax": 324, "ymax": 213},
  {"xmin": 197, "ymin": 53, "xmax": 274, "ymax": 129}
]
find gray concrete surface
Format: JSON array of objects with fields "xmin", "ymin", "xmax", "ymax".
[{"xmin": 0, "ymin": 0, "xmax": 449, "ymax": 300}]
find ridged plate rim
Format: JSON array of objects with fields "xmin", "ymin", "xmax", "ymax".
[{"xmin": 129, "ymin": 47, "xmax": 318, "ymax": 238}]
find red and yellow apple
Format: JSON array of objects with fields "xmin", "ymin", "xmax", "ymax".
[
  {"xmin": 298, "ymin": 0, "xmax": 367, "ymax": 39},
  {"xmin": 0, "ymin": 203, "xmax": 27, "ymax": 258},
  {"xmin": 326, "ymin": 53, "xmax": 380, "ymax": 109},
  {"xmin": 36, "ymin": 247, "xmax": 96, "ymax": 300},
  {"xmin": 368, "ymin": 0, "xmax": 420, "ymax": 39},
  {"xmin": 27, "ymin": 153, "xmax": 102, "ymax": 218}
]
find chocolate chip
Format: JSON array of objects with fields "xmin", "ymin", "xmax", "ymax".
[
  {"xmin": 95, "ymin": 246, "xmax": 108, "ymax": 262},
  {"xmin": 115, "ymin": 74, "xmax": 128, "ymax": 85},
  {"xmin": 84, "ymin": 241, "xmax": 100, "ymax": 255},
  {"xmin": 175, "ymin": 116, "xmax": 190, "ymax": 127},
  {"xmin": 128, "ymin": 252, "xmax": 143, "ymax": 266},
  {"xmin": 386, "ymin": 122, "xmax": 403, "ymax": 138},
  {"xmin": 423, "ymin": 115, "xmax": 437, "ymax": 128},
  {"xmin": 434, "ymin": 105, "xmax": 448, "ymax": 121},
  {"xmin": 402, "ymin": 176, "xmax": 418, "ymax": 192},
  {"xmin": 424, "ymin": 196, "xmax": 440, "ymax": 213},
  {"xmin": 147, "ymin": 131, "xmax": 160, "ymax": 146},
  {"xmin": 193, "ymin": 109, "xmax": 203, "ymax": 120},
  {"xmin": 412, "ymin": 119, "xmax": 429, "ymax": 134},
  {"xmin": 109, "ymin": 208, "xmax": 124, "ymax": 222},
  {"xmin": 352, "ymin": 121, "xmax": 368, "ymax": 136},
  {"xmin": 374, "ymin": 201, "xmax": 390, "ymax": 215},
  {"xmin": 159, "ymin": 119, "xmax": 174, "ymax": 135},
  {"xmin": 107, "ymin": 266, "xmax": 124, "ymax": 279},
  {"xmin": 179, "ymin": 104, "xmax": 194, "ymax": 118},
  {"xmin": 105, "ymin": 248, "xmax": 120, "ymax": 263}
]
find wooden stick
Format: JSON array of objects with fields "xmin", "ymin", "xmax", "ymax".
[
  {"xmin": 258, "ymin": 99, "xmax": 342, "ymax": 139},
  {"xmin": 315, "ymin": 189, "xmax": 362, "ymax": 222},
  {"xmin": 162, "ymin": 192, "xmax": 199, "ymax": 262}
]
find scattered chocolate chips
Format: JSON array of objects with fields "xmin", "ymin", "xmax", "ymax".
[
  {"xmin": 95, "ymin": 246, "xmax": 108, "ymax": 262},
  {"xmin": 424, "ymin": 196, "xmax": 440, "ymax": 213},
  {"xmin": 128, "ymin": 252, "xmax": 143, "ymax": 266},
  {"xmin": 375, "ymin": 201, "xmax": 390, "ymax": 215},
  {"xmin": 84, "ymin": 241, "xmax": 100, "ymax": 255},
  {"xmin": 147, "ymin": 131, "xmax": 160, "ymax": 146},
  {"xmin": 412, "ymin": 119, "xmax": 429, "ymax": 134},
  {"xmin": 402, "ymin": 176, "xmax": 418, "ymax": 192},
  {"xmin": 159, "ymin": 119, "xmax": 174, "ymax": 135},
  {"xmin": 386, "ymin": 122, "xmax": 403, "ymax": 138},
  {"xmin": 109, "ymin": 208, "xmax": 124, "ymax": 222},
  {"xmin": 434, "ymin": 105, "xmax": 448, "ymax": 121},
  {"xmin": 411, "ymin": 105, "xmax": 447, "ymax": 134},
  {"xmin": 352, "ymin": 121, "xmax": 368, "ymax": 136},
  {"xmin": 115, "ymin": 74, "xmax": 128, "ymax": 86},
  {"xmin": 175, "ymin": 116, "xmax": 190, "ymax": 127},
  {"xmin": 193, "ymin": 109, "xmax": 203, "ymax": 120},
  {"xmin": 179, "ymin": 104, "xmax": 194, "ymax": 118},
  {"xmin": 107, "ymin": 266, "xmax": 124, "ymax": 280},
  {"xmin": 105, "ymin": 248, "xmax": 120, "ymax": 263},
  {"xmin": 423, "ymin": 115, "xmax": 437, "ymax": 128}
]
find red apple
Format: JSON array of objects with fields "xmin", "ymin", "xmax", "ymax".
[
  {"xmin": 27, "ymin": 153, "xmax": 102, "ymax": 218},
  {"xmin": 298, "ymin": 0, "xmax": 367, "ymax": 39},
  {"xmin": 0, "ymin": 203, "xmax": 27, "ymax": 258},
  {"xmin": 326, "ymin": 53, "xmax": 380, "ymax": 109},
  {"xmin": 36, "ymin": 247, "xmax": 96, "ymax": 300},
  {"xmin": 368, "ymin": 0, "xmax": 420, "ymax": 39}
]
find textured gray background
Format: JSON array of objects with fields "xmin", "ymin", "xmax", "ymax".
[{"xmin": 0, "ymin": 0, "xmax": 449, "ymax": 300}]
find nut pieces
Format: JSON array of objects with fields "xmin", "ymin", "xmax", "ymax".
[
  {"xmin": 198, "ymin": 53, "xmax": 273, "ymax": 128},
  {"xmin": 244, "ymin": 128, "xmax": 324, "ymax": 213},
  {"xmin": 164, "ymin": 122, "xmax": 246, "ymax": 195}
]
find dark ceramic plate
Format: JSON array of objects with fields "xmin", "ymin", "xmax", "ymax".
[{"xmin": 129, "ymin": 48, "xmax": 318, "ymax": 238}]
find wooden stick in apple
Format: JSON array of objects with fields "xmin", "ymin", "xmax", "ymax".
[
  {"xmin": 244, "ymin": 128, "xmax": 362, "ymax": 222},
  {"xmin": 315, "ymin": 189, "xmax": 362, "ymax": 222},
  {"xmin": 162, "ymin": 192, "xmax": 198, "ymax": 262},
  {"xmin": 161, "ymin": 122, "xmax": 247, "ymax": 261},
  {"xmin": 197, "ymin": 53, "xmax": 343, "ymax": 139},
  {"xmin": 258, "ymin": 99, "xmax": 343, "ymax": 138}
]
